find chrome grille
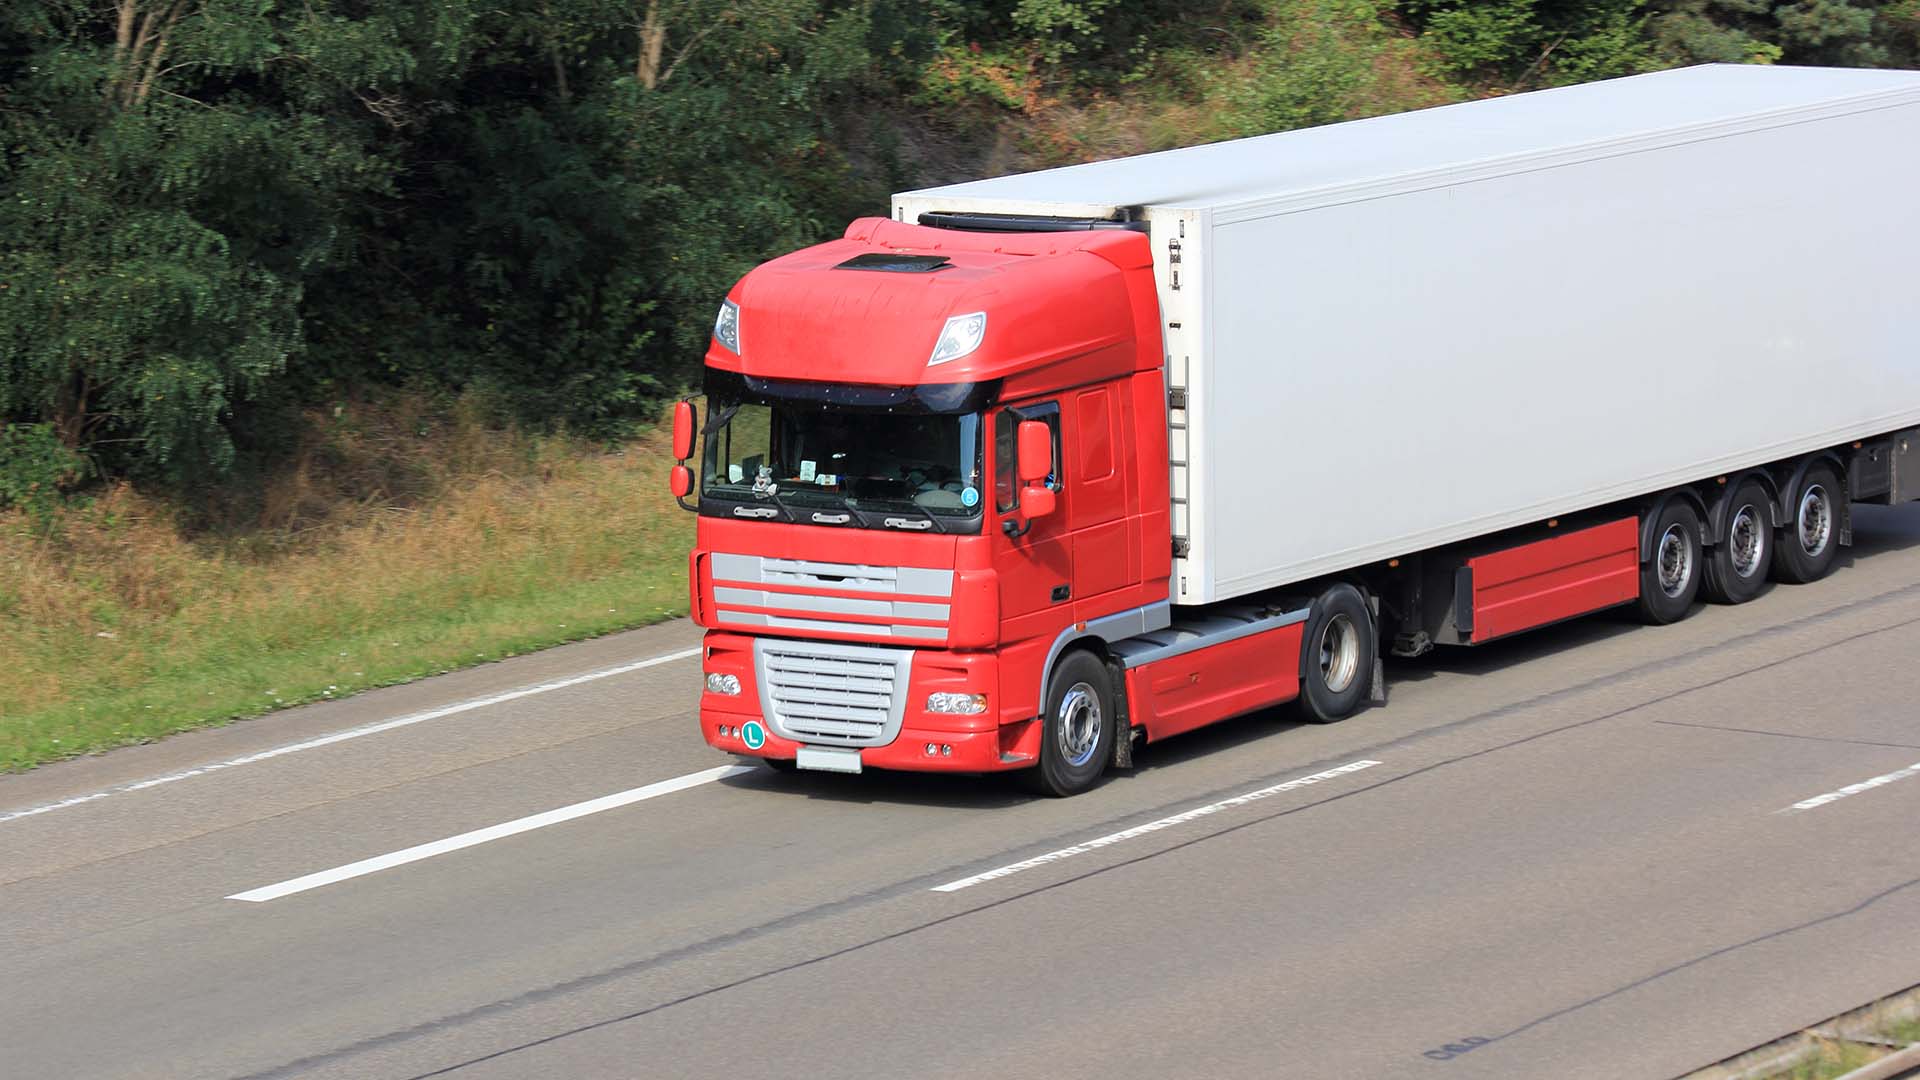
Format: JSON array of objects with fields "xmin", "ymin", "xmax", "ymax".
[{"xmin": 754, "ymin": 639, "xmax": 912, "ymax": 747}]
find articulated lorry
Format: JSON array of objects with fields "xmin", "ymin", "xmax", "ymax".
[{"xmin": 672, "ymin": 64, "xmax": 1920, "ymax": 795}]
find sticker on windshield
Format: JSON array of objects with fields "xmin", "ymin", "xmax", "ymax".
[
  {"xmin": 799, "ymin": 459, "xmax": 817, "ymax": 482},
  {"xmin": 961, "ymin": 486, "xmax": 980, "ymax": 508}
]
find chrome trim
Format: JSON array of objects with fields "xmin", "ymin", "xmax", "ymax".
[
  {"xmin": 710, "ymin": 554, "xmax": 954, "ymax": 597},
  {"xmin": 717, "ymin": 610, "xmax": 944, "ymax": 641},
  {"xmin": 754, "ymin": 638, "xmax": 912, "ymax": 747},
  {"xmin": 713, "ymin": 587, "xmax": 950, "ymax": 623}
]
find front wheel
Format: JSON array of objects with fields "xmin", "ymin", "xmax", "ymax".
[{"xmin": 1022, "ymin": 650, "xmax": 1114, "ymax": 797}]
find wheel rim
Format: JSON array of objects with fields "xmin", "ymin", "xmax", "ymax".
[
  {"xmin": 1318, "ymin": 613, "xmax": 1361, "ymax": 695},
  {"xmin": 1797, "ymin": 484, "xmax": 1832, "ymax": 558},
  {"xmin": 1657, "ymin": 523, "xmax": 1694, "ymax": 599},
  {"xmin": 1728, "ymin": 504, "xmax": 1764, "ymax": 579},
  {"xmin": 1056, "ymin": 683, "xmax": 1102, "ymax": 768}
]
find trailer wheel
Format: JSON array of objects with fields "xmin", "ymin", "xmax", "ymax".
[
  {"xmin": 1703, "ymin": 481, "xmax": 1772, "ymax": 605},
  {"xmin": 1772, "ymin": 463, "xmax": 1841, "ymax": 584},
  {"xmin": 1298, "ymin": 583, "xmax": 1375, "ymax": 724},
  {"xmin": 1021, "ymin": 650, "xmax": 1113, "ymax": 797},
  {"xmin": 1636, "ymin": 500, "xmax": 1702, "ymax": 624}
]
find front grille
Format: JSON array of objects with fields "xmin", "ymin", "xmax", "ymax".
[{"xmin": 754, "ymin": 639, "xmax": 912, "ymax": 747}]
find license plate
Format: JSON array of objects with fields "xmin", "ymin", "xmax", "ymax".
[{"xmin": 796, "ymin": 746, "xmax": 863, "ymax": 774}]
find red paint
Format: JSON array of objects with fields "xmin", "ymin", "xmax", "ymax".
[
  {"xmin": 1468, "ymin": 517, "xmax": 1640, "ymax": 643},
  {"xmin": 1125, "ymin": 624, "xmax": 1304, "ymax": 741},
  {"xmin": 684, "ymin": 221, "xmax": 1170, "ymax": 775},
  {"xmin": 699, "ymin": 630, "xmax": 1021, "ymax": 772},
  {"xmin": 708, "ymin": 220, "xmax": 1150, "ymax": 392}
]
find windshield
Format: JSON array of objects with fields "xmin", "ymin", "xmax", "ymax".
[{"xmin": 700, "ymin": 376, "xmax": 987, "ymax": 534}]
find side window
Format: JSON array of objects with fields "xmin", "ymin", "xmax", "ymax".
[{"xmin": 994, "ymin": 402, "xmax": 1062, "ymax": 514}]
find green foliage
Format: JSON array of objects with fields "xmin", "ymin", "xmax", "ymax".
[
  {"xmin": 0, "ymin": 423, "xmax": 84, "ymax": 516},
  {"xmin": 1214, "ymin": 1, "xmax": 1444, "ymax": 135},
  {"xmin": 1, "ymin": 0, "xmax": 1916, "ymax": 497},
  {"xmin": 1403, "ymin": 1, "xmax": 1658, "ymax": 86}
]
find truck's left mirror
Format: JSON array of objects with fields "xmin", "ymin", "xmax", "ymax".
[
  {"xmin": 672, "ymin": 400, "xmax": 697, "ymax": 461},
  {"xmin": 670, "ymin": 464, "xmax": 695, "ymax": 499}
]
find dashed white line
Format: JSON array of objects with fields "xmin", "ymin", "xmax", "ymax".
[
  {"xmin": 0, "ymin": 646, "xmax": 703, "ymax": 826},
  {"xmin": 1779, "ymin": 760, "xmax": 1920, "ymax": 814},
  {"xmin": 931, "ymin": 759, "xmax": 1383, "ymax": 893},
  {"xmin": 228, "ymin": 763, "xmax": 755, "ymax": 902}
]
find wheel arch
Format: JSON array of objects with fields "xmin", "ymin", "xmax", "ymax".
[
  {"xmin": 1035, "ymin": 601, "xmax": 1168, "ymax": 710},
  {"xmin": 1706, "ymin": 470, "xmax": 1782, "ymax": 540},
  {"xmin": 1639, "ymin": 488, "xmax": 1711, "ymax": 563},
  {"xmin": 1775, "ymin": 451, "xmax": 1850, "ymax": 535}
]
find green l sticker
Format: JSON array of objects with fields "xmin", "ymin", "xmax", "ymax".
[{"xmin": 741, "ymin": 721, "xmax": 766, "ymax": 750}]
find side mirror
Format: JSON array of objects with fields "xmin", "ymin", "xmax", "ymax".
[
  {"xmin": 671, "ymin": 400, "xmax": 697, "ymax": 461},
  {"xmin": 669, "ymin": 464, "xmax": 694, "ymax": 499},
  {"xmin": 1008, "ymin": 419, "xmax": 1057, "ymax": 531},
  {"xmin": 1017, "ymin": 420, "xmax": 1052, "ymax": 483},
  {"xmin": 1021, "ymin": 483, "xmax": 1056, "ymax": 521}
]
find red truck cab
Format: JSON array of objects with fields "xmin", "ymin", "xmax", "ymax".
[{"xmin": 683, "ymin": 219, "xmax": 1172, "ymax": 790}]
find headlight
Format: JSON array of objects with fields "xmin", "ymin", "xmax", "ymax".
[
  {"xmin": 927, "ymin": 312, "xmax": 986, "ymax": 366},
  {"xmin": 926, "ymin": 692, "xmax": 987, "ymax": 714},
  {"xmin": 706, "ymin": 672, "xmax": 741, "ymax": 695},
  {"xmin": 713, "ymin": 299, "xmax": 741, "ymax": 354}
]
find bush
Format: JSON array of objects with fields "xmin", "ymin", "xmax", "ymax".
[{"xmin": 0, "ymin": 423, "xmax": 85, "ymax": 517}]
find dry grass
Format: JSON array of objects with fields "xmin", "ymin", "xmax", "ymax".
[{"xmin": 0, "ymin": 395, "xmax": 693, "ymax": 771}]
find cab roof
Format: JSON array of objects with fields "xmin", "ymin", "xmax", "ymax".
[{"xmin": 708, "ymin": 219, "xmax": 1152, "ymax": 388}]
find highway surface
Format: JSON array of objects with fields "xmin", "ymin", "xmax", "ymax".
[{"xmin": 4, "ymin": 504, "xmax": 1920, "ymax": 1080}]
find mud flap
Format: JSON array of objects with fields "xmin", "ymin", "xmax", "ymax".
[{"xmin": 1369, "ymin": 657, "xmax": 1387, "ymax": 707}]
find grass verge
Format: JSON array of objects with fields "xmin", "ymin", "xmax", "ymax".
[{"xmin": 0, "ymin": 396, "xmax": 693, "ymax": 772}]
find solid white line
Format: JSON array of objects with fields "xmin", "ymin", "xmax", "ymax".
[
  {"xmin": 931, "ymin": 759, "xmax": 1383, "ymax": 894},
  {"xmin": 0, "ymin": 646, "xmax": 703, "ymax": 826},
  {"xmin": 1779, "ymin": 760, "xmax": 1920, "ymax": 814},
  {"xmin": 229, "ymin": 763, "xmax": 755, "ymax": 902}
]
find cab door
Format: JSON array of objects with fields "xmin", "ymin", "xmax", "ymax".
[{"xmin": 991, "ymin": 401, "xmax": 1071, "ymax": 644}]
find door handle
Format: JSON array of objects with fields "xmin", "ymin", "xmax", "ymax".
[{"xmin": 1051, "ymin": 584, "xmax": 1071, "ymax": 602}]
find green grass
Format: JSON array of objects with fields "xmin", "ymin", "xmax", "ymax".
[
  {"xmin": 0, "ymin": 400, "xmax": 693, "ymax": 772},
  {"xmin": 1762, "ymin": 1017, "xmax": 1920, "ymax": 1080}
]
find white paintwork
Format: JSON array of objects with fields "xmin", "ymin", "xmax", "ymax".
[
  {"xmin": 893, "ymin": 65, "xmax": 1920, "ymax": 603},
  {"xmin": 1779, "ymin": 760, "xmax": 1920, "ymax": 813},
  {"xmin": 930, "ymin": 759, "xmax": 1381, "ymax": 892},
  {"xmin": 227, "ymin": 764, "xmax": 755, "ymax": 901},
  {"xmin": 0, "ymin": 647, "xmax": 703, "ymax": 827}
]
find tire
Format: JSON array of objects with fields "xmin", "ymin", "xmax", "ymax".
[
  {"xmin": 760, "ymin": 757, "xmax": 798, "ymax": 773},
  {"xmin": 1298, "ymin": 583, "xmax": 1375, "ymax": 724},
  {"xmin": 1021, "ymin": 650, "xmax": 1114, "ymax": 798},
  {"xmin": 1772, "ymin": 462, "xmax": 1842, "ymax": 584},
  {"xmin": 1702, "ymin": 481, "xmax": 1772, "ymax": 605},
  {"xmin": 1636, "ymin": 499, "xmax": 1703, "ymax": 625}
]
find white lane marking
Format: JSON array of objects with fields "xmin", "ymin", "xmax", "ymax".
[
  {"xmin": 1779, "ymin": 760, "xmax": 1920, "ymax": 814},
  {"xmin": 0, "ymin": 646, "xmax": 703, "ymax": 826},
  {"xmin": 932, "ymin": 759, "xmax": 1383, "ymax": 894},
  {"xmin": 229, "ymin": 764, "xmax": 755, "ymax": 902}
]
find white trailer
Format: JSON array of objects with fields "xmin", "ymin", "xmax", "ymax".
[{"xmin": 894, "ymin": 64, "xmax": 1920, "ymax": 606}]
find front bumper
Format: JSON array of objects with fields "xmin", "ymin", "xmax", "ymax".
[{"xmin": 697, "ymin": 630, "xmax": 1035, "ymax": 773}]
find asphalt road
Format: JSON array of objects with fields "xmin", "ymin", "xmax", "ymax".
[{"xmin": 5, "ymin": 506, "xmax": 1920, "ymax": 1080}]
